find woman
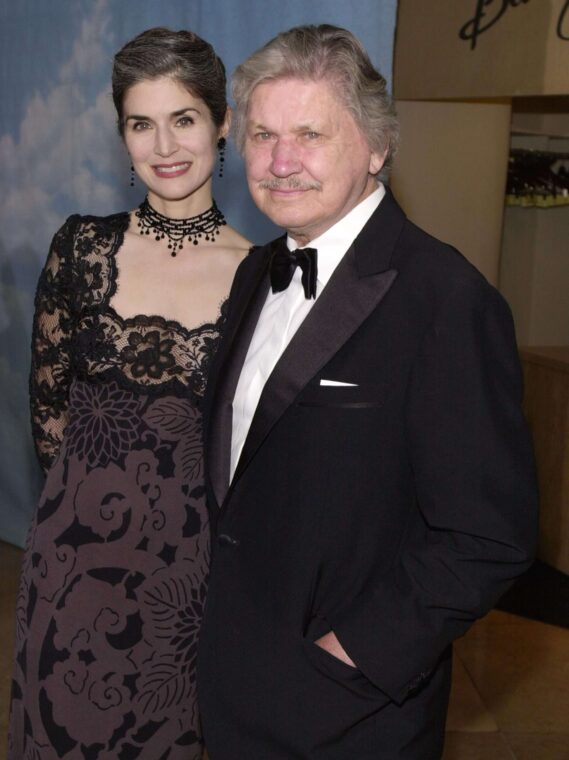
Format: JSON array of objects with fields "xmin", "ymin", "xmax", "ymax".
[{"xmin": 9, "ymin": 28, "xmax": 250, "ymax": 759}]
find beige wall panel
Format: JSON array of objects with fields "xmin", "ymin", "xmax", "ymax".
[
  {"xmin": 394, "ymin": 0, "xmax": 568, "ymax": 99},
  {"xmin": 391, "ymin": 100, "xmax": 512, "ymax": 284}
]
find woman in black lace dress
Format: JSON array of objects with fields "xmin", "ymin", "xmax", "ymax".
[{"xmin": 9, "ymin": 28, "xmax": 250, "ymax": 760}]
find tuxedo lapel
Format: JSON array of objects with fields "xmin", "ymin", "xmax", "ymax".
[
  {"xmin": 232, "ymin": 249, "xmax": 398, "ymax": 484},
  {"xmin": 218, "ymin": 190, "xmax": 406, "ymax": 501},
  {"xmin": 207, "ymin": 246, "xmax": 274, "ymax": 508}
]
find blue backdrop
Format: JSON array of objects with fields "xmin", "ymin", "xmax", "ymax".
[{"xmin": 0, "ymin": 0, "xmax": 398, "ymax": 546}]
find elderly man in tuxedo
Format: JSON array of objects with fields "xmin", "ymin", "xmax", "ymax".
[{"xmin": 197, "ymin": 24, "xmax": 538, "ymax": 760}]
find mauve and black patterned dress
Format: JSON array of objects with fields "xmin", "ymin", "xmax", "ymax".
[{"xmin": 9, "ymin": 213, "xmax": 224, "ymax": 759}]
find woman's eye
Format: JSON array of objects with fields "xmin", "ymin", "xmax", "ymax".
[
  {"xmin": 131, "ymin": 121, "xmax": 150, "ymax": 131},
  {"xmin": 177, "ymin": 116, "xmax": 195, "ymax": 127}
]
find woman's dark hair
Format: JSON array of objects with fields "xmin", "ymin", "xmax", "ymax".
[{"xmin": 112, "ymin": 27, "xmax": 227, "ymax": 135}]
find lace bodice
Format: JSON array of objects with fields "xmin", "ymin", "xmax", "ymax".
[{"xmin": 30, "ymin": 213, "xmax": 226, "ymax": 473}]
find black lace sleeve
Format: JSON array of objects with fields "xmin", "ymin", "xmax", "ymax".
[{"xmin": 30, "ymin": 215, "xmax": 80, "ymax": 473}]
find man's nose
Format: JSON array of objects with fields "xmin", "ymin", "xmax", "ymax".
[
  {"xmin": 154, "ymin": 126, "xmax": 178, "ymax": 157},
  {"xmin": 269, "ymin": 138, "xmax": 301, "ymax": 177}
]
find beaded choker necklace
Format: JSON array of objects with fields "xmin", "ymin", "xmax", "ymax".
[{"xmin": 135, "ymin": 197, "xmax": 227, "ymax": 257}]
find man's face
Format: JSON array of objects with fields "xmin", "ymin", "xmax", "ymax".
[{"xmin": 244, "ymin": 77, "xmax": 385, "ymax": 244}]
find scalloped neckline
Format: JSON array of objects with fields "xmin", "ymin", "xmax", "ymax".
[
  {"xmin": 101, "ymin": 211, "xmax": 227, "ymax": 338},
  {"xmin": 102, "ymin": 300, "xmax": 227, "ymax": 341}
]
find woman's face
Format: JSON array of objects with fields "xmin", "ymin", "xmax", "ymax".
[{"xmin": 123, "ymin": 76, "xmax": 228, "ymax": 213}]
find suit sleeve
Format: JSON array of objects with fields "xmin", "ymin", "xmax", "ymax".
[{"xmin": 330, "ymin": 274, "xmax": 539, "ymax": 704}]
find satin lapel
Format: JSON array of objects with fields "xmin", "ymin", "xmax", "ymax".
[
  {"xmin": 231, "ymin": 189, "xmax": 406, "ymax": 486},
  {"xmin": 207, "ymin": 246, "xmax": 273, "ymax": 508},
  {"xmin": 233, "ymin": 248, "xmax": 398, "ymax": 483}
]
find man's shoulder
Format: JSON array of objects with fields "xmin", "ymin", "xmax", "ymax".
[
  {"xmin": 384, "ymin": 213, "xmax": 511, "ymax": 327},
  {"xmin": 364, "ymin": 189, "xmax": 488, "ymax": 293},
  {"xmin": 397, "ymin": 217, "xmax": 491, "ymax": 293}
]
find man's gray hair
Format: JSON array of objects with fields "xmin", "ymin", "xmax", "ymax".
[{"xmin": 232, "ymin": 24, "xmax": 399, "ymax": 173}]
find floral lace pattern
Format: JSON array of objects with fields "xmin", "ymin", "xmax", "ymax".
[
  {"xmin": 10, "ymin": 214, "xmax": 223, "ymax": 759},
  {"xmin": 30, "ymin": 213, "xmax": 225, "ymax": 473}
]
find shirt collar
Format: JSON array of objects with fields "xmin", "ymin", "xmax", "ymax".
[{"xmin": 287, "ymin": 182, "xmax": 385, "ymax": 287}]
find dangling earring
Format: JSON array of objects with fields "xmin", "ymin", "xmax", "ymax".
[
  {"xmin": 130, "ymin": 164, "xmax": 135, "ymax": 187},
  {"xmin": 217, "ymin": 137, "xmax": 226, "ymax": 178}
]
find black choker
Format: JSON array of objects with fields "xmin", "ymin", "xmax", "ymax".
[{"xmin": 135, "ymin": 197, "xmax": 227, "ymax": 257}]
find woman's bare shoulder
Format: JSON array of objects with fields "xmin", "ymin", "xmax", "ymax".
[{"xmin": 219, "ymin": 224, "xmax": 253, "ymax": 262}]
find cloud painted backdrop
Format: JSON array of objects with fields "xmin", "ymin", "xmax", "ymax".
[{"xmin": 0, "ymin": 0, "xmax": 397, "ymax": 546}]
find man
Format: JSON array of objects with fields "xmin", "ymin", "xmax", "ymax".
[{"xmin": 197, "ymin": 24, "xmax": 538, "ymax": 759}]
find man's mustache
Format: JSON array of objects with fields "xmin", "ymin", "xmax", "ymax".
[{"xmin": 258, "ymin": 178, "xmax": 322, "ymax": 191}]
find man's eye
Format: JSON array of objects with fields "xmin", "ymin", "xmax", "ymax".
[
  {"xmin": 304, "ymin": 131, "xmax": 320, "ymax": 140},
  {"xmin": 254, "ymin": 131, "xmax": 271, "ymax": 141}
]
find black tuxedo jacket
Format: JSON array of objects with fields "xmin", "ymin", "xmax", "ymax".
[{"xmin": 197, "ymin": 190, "xmax": 538, "ymax": 759}]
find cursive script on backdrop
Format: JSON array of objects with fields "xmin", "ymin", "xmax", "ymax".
[
  {"xmin": 460, "ymin": 0, "xmax": 569, "ymax": 49},
  {"xmin": 559, "ymin": 0, "xmax": 569, "ymax": 39}
]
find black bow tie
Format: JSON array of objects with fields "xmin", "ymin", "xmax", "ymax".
[{"xmin": 269, "ymin": 240, "xmax": 318, "ymax": 300}]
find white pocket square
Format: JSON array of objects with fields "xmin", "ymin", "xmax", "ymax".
[{"xmin": 319, "ymin": 379, "xmax": 358, "ymax": 387}]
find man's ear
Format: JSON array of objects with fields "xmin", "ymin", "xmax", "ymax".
[{"xmin": 369, "ymin": 148, "xmax": 387, "ymax": 176}]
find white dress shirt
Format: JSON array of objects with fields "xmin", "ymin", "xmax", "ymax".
[{"xmin": 230, "ymin": 184, "xmax": 386, "ymax": 479}]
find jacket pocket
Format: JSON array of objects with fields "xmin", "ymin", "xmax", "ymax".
[{"xmin": 296, "ymin": 382, "xmax": 388, "ymax": 409}]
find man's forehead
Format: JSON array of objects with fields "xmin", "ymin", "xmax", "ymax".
[
  {"xmin": 247, "ymin": 77, "xmax": 342, "ymax": 121},
  {"xmin": 252, "ymin": 76, "xmax": 338, "ymax": 99}
]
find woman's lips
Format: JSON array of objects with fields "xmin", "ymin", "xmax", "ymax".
[{"xmin": 152, "ymin": 162, "xmax": 191, "ymax": 178}]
